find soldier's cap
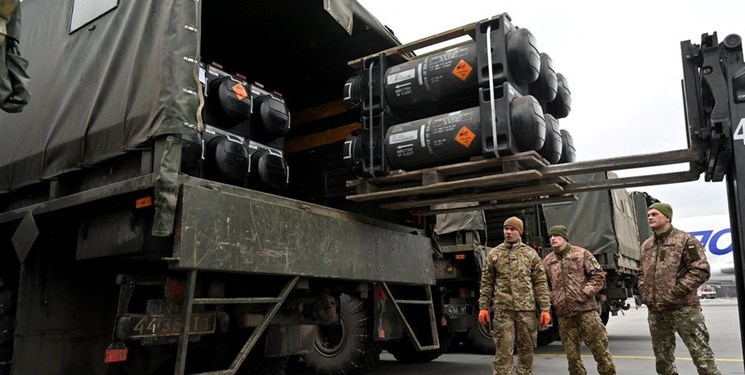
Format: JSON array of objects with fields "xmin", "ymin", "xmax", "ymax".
[
  {"xmin": 503, "ymin": 216, "xmax": 523, "ymax": 234},
  {"xmin": 548, "ymin": 225, "xmax": 569, "ymax": 240},
  {"xmin": 648, "ymin": 202, "xmax": 673, "ymax": 220}
]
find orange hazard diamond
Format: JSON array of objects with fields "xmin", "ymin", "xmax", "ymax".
[
  {"xmin": 455, "ymin": 126, "xmax": 476, "ymax": 148},
  {"xmin": 232, "ymin": 83, "xmax": 248, "ymax": 101},
  {"xmin": 452, "ymin": 59, "xmax": 473, "ymax": 82}
]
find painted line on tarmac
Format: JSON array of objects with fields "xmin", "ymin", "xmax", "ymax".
[{"xmin": 535, "ymin": 354, "xmax": 743, "ymax": 362}]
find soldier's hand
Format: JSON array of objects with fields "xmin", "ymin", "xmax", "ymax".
[
  {"xmin": 478, "ymin": 309, "xmax": 490, "ymax": 325},
  {"xmin": 673, "ymin": 284, "xmax": 690, "ymax": 297},
  {"xmin": 539, "ymin": 311, "xmax": 551, "ymax": 327}
]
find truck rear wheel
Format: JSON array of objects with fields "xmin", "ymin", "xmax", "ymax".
[
  {"xmin": 303, "ymin": 294, "xmax": 381, "ymax": 375},
  {"xmin": 465, "ymin": 311, "xmax": 495, "ymax": 354}
]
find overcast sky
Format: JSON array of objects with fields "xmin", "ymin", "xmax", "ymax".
[{"xmin": 358, "ymin": 0, "xmax": 745, "ymax": 220}]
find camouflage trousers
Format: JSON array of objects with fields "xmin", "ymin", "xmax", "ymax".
[
  {"xmin": 647, "ymin": 306, "xmax": 720, "ymax": 375},
  {"xmin": 558, "ymin": 310, "xmax": 616, "ymax": 375},
  {"xmin": 491, "ymin": 310, "xmax": 537, "ymax": 375}
]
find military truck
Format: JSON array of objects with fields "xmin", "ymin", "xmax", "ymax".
[
  {"xmin": 4, "ymin": 1, "xmax": 745, "ymax": 374},
  {"xmin": 0, "ymin": 1, "xmax": 451, "ymax": 374}
]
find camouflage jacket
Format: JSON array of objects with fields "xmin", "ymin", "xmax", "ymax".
[
  {"xmin": 639, "ymin": 227, "xmax": 710, "ymax": 311},
  {"xmin": 543, "ymin": 244, "xmax": 605, "ymax": 317},
  {"xmin": 478, "ymin": 240, "xmax": 550, "ymax": 312}
]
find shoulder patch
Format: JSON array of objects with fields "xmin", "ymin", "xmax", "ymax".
[
  {"xmin": 590, "ymin": 257, "xmax": 602, "ymax": 270},
  {"xmin": 687, "ymin": 241, "xmax": 701, "ymax": 261}
]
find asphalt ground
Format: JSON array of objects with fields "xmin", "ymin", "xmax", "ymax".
[{"xmin": 291, "ymin": 299, "xmax": 744, "ymax": 374}]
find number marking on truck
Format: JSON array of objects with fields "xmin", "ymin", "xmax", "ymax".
[
  {"xmin": 125, "ymin": 312, "xmax": 217, "ymax": 339},
  {"xmin": 734, "ymin": 118, "xmax": 745, "ymax": 146}
]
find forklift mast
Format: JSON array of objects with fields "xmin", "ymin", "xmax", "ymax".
[{"xmin": 680, "ymin": 32, "xmax": 745, "ymax": 368}]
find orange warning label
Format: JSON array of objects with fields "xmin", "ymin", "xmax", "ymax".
[
  {"xmin": 232, "ymin": 83, "xmax": 248, "ymax": 101},
  {"xmin": 452, "ymin": 59, "xmax": 473, "ymax": 82},
  {"xmin": 455, "ymin": 126, "xmax": 476, "ymax": 148}
]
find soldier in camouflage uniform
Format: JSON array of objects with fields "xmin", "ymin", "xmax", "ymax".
[
  {"xmin": 640, "ymin": 202, "xmax": 720, "ymax": 375},
  {"xmin": 543, "ymin": 225, "xmax": 616, "ymax": 375},
  {"xmin": 478, "ymin": 216, "xmax": 551, "ymax": 375}
]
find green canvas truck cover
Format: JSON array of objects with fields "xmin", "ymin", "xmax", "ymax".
[
  {"xmin": 0, "ymin": 0, "xmax": 199, "ymax": 193},
  {"xmin": 0, "ymin": 0, "xmax": 399, "ymax": 194},
  {"xmin": 542, "ymin": 172, "xmax": 642, "ymax": 274}
]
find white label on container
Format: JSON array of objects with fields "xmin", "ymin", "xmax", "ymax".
[
  {"xmin": 386, "ymin": 68, "xmax": 416, "ymax": 85},
  {"xmin": 420, "ymin": 124, "xmax": 426, "ymax": 147},
  {"xmin": 344, "ymin": 83, "xmax": 352, "ymax": 100},
  {"xmin": 343, "ymin": 140, "xmax": 353, "ymax": 159},
  {"xmin": 388, "ymin": 129, "xmax": 419, "ymax": 144}
]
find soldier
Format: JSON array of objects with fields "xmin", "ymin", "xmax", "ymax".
[
  {"xmin": 478, "ymin": 216, "xmax": 551, "ymax": 375},
  {"xmin": 640, "ymin": 202, "xmax": 721, "ymax": 375},
  {"xmin": 543, "ymin": 225, "xmax": 616, "ymax": 375}
]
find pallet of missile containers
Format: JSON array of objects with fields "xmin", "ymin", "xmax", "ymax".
[
  {"xmin": 346, "ymin": 151, "xmax": 575, "ymax": 215},
  {"xmin": 342, "ymin": 13, "xmax": 576, "ymax": 216}
]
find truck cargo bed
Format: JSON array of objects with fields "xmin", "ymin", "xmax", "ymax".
[{"xmin": 173, "ymin": 177, "xmax": 435, "ymax": 284}]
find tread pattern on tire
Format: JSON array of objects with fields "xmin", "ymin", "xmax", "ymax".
[
  {"xmin": 303, "ymin": 294, "xmax": 381, "ymax": 375},
  {"xmin": 465, "ymin": 312, "xmax": 495, "ymax": 354}
]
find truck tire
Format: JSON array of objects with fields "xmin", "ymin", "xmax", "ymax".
[
  {"xmin": 0, "ymin": 278, "xmax": 15, "ymax": 375},
  {"xmin": 303, "ymin": 294, "xmax": 381, "ymax": 375},
  {"xmin": 386, "ymin": 337, "xmax": 442, "ymax": 364},
  {"xmin": 465, "ymin": 311, "xmax": 495, "ymax": 354}
]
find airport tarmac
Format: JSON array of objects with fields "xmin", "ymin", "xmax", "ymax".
[{"xmin": 290, "ymin": 299, "xmax": 743, "ymax": 374}]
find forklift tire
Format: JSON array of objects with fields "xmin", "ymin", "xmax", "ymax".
[
  {"xmin": 465, "ymin": 311, "xmax": 495, "ymax": 354},
  {"xmin": 303, "ymin": 294, "xmax": 381, "ymax": 375}
]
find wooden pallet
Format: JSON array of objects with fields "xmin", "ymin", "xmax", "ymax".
[{"xmin": 346, "ymin": 151, "xmax": 574, "ymax": 215}]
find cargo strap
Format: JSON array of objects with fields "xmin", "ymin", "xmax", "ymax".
[{"xmin": 381, "ymin": 282, "xmax": 440, "ymax": 351}]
